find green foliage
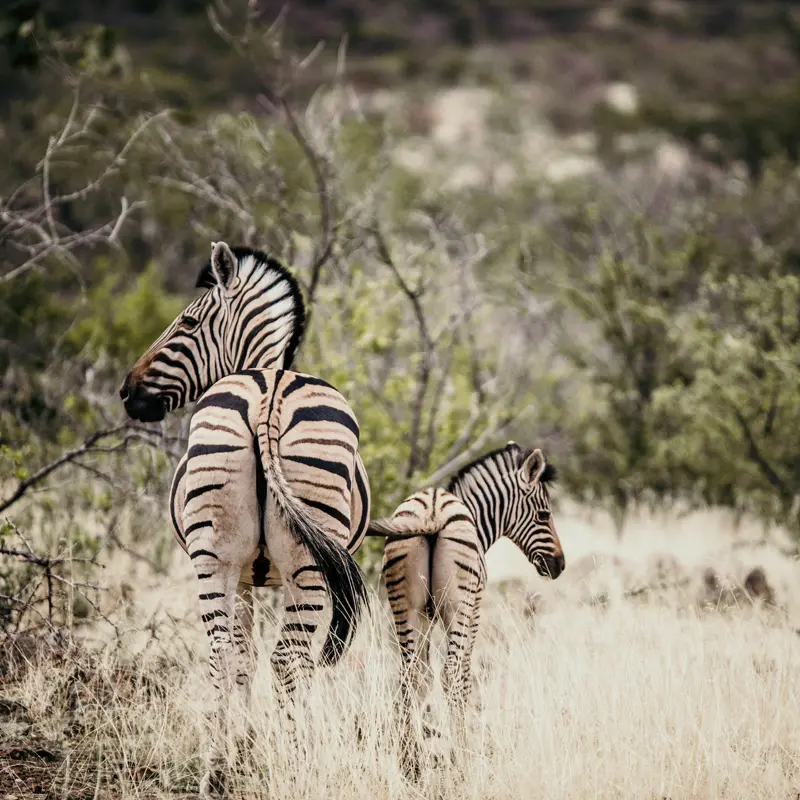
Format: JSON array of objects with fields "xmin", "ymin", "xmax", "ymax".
[
  {"xmin": 539, "ymin": 206, "xmax": 708, "ymax": 528},
  {"xmin": 0, "ymin": 267, "xmax": 70, "ymax": 372},
  {"xmin": 655, "ymin": 265, "xmax": 800, "ymax": 530},
  {"xmin": 66, "ymin": 259, "xmax": 185, "ymax": 366},
  {"xmin": 301, "ymin": 266, "xmax": 492, "ymax": 515},
  {"xmin": 534, "ymin": 161, "xmax": 800, "ymax": 536}
]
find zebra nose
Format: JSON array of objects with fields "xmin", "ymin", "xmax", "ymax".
[
  {"xmin": 554, "ymin": 552, "xmax": 566, "ymax": 576},
  {"xmin": 119, "ymin": 375, "xmax": 131, "ymax": 402}
]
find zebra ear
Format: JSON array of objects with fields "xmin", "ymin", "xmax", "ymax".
[
  {"xmin": 521, "ymin": 448, "xmax": 547, "ymax": 485},
  {"xmin": 209, "ymin": 241, "xmax": 237, "ymax": 289}
]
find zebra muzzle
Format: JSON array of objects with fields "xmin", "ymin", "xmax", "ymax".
[
  {"xmin": 120, "ymin": 377, "xmax": 167, "ymax": 423},
  {"xmin": 533, "ymin": 551, "xmax": 566, "ymax": 580}
]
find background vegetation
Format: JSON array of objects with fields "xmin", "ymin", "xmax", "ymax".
[{"xmin": 3, "ymin": 2, "xmax": 800, "ymax": 795}]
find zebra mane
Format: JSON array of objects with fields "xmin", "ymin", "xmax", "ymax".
[
  {"xmin": 195, "ymin": 245, "xmax": 307, "ymax": 370},
  {"xmin": 445, "ymin": 442, "xmax": 557, "ymax": 492}
]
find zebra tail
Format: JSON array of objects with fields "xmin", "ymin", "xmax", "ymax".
[
  {"xmin": 256, "ymin": 419, "xmax": 369, "ymax": 668},
  {"xmin": 366, "ymin": 515, "xmax": 440, "ymax": 539}
]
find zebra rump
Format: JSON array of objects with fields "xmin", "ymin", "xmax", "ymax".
[{"xmin": 256, "ymin": 417, "xmax": 369, "ymax": 667}]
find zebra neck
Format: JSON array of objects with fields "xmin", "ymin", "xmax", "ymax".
[
  {"xmin": 451, "ymin": 483, "xmax": 508, "ymax": 553},
  {"xmin": 229, "ymin": 271, "xmax": 305, "ymax": 372}
]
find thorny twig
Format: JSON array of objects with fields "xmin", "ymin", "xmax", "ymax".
[{"xmin": 0, "ymin": 521, "xmax": 115, "ymax": 634}]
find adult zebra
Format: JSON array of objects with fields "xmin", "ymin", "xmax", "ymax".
[
  {"xmin": 120, "ymin": 242, "xmax": 370, "ymax": 796},
  {"xmin": 366, "ymin": 442, "xmax": 564, "ymax": 776}
]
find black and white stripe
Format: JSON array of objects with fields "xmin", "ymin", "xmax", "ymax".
[
  {"xmin": 120, "ymin": 241, "xmax": 305, "ymax": 422},
  {"xmin": 367, "ymin": 442, "xmax": 564, "ymax": 776}
]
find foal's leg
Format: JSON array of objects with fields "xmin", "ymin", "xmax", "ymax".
[
  {"xmin": 431, "ymin": 526, "xmax": 485, "ymax": 765},
  {"xmin": 384, "ymin": 536, "xmax": 434, "ymax": 779},
  {"xmin": 231, "ymin": 581, "xmax": 255, "ymax": 769}
]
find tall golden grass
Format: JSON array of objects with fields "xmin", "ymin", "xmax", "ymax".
[{"xmin": 4, "ymin": 503, "xmax": 800, "ymax": 799}]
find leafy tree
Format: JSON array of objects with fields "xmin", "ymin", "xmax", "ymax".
[
  {"xmin": 538, "ymin": 192, "xmax": 712, "ymax": 534},
  {"xmin": 651, "ymin": 163, "xmax": 800, "ymax": 533}
]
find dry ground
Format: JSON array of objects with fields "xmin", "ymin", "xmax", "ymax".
[{"xmin": 2, "ymin": 503, "xmax": 800, "ymax": 799}]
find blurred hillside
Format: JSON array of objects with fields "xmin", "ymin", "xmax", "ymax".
[{"xmin": 6, "ymin": 0, "xmax": 800, "ymax": 169}]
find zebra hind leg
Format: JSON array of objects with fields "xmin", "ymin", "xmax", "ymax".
[
  {"xmin": 383, "ymin": 537, "xmax": 435, "ymax": 781},
  {"xmin": 432, "ymin": 537, "xmax": 484, "ymax": 772},
  {"xmin": 269, "ymin": 562, "xmax": 329, "ymax": 751},
  {"xmin": 193, "ymin": 559, "xmax": 242, "ymax": 799},
  {"xmin": 231, "ymin": 583, "xmax": 256, "ymax": 776}
]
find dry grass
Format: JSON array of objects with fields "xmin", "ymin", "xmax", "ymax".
[{"xmin": 3, "ymin": 505, "xmax": 800, "ymax": 799}]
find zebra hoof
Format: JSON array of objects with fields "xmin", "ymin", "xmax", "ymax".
[{"xmin": 199, "ymin": 768, "xmax": 229, "ymax": 797}]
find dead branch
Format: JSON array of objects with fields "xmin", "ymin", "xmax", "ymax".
[
  {"xmin": 0, "ymin": 425, "xmax": 127, "ymax": 514},
  {"xmin": 421, "ymin": 404, "xmax": 531, "ymax": 488},
  {"xmin": 0, "ymin": 522, "xmax": 115, "ymax": 634},
  {"xmin": 207, "ymin": 2, "xmax": 337, "ymax": 313},
  {"xmin": 731, "ymin": 405, "xmax": 793, "ymax": 504},
  {"xmin": 422, "ymin": 332, "xmax": 458, "ymax": 473},
  {"xmin": 1, "ymin": 100, "xmax": 164, "ymax": 284},
  {"xmin": 372, "ymin": 225, "xmax": 435, "ymax": 482},
  {"xmin": 0, "ymin": 420, "xmax": 186, "ymax": 515}
]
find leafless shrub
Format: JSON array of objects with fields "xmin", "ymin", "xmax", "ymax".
[{"xmin": 0, "ymin": 89, "xmax": 162, "ymax": 285}]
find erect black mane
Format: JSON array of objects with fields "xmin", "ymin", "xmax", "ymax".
[
  {"xmin": 195, "ymin": 245, "xmax": 307, "ymax": 370},
  {"xmin": 445, "ymin": 442, "xmax": 557, "ymax": 492}
]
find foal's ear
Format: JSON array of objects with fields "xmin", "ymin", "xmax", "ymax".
[
  {"xmin": 210, "ymin": 241, "xmax": 237, "ymax": 289},
  {"xmin": 521, "ymin": 448, "xmax": 547, "ymax": 485}
]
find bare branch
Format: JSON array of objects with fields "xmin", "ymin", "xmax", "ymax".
[
  {"xmin": 0, "ymin": 521, "xmax": 116, "ymax": 634},
  {"xmin": 207, "ymin": 2, "xmax": 338, "ymax": 313},
  {"xmin": 1, "ymin": 103, "xmax": 164, "ymax": 284},
  {"xmin": 731, "ymin": 405, "xmax": 793, "ymax": 504},
  {"xmin": 372, "ymin": 225, "xmax": 434, "ymax": 482},
  {"xmin": 0, "ymin": 424, "xmax": 128, "ymax": 514}
]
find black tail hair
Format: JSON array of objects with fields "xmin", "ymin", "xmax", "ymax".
[
  {"xmin": 258, "ymin": 415, "xmax": 369, "ymax": 667},
  {"xmin": 295, "ymin": 519, "xmax": 369, "ymax": 666}
]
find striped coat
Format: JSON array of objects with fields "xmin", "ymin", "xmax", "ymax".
[
  {"xmin": 367, "ymin": 443, "xmax": 564, "ymax": 776},
  {"xmin": 121, "ymin": 242, "xmax": 370, "ymax": 796}
]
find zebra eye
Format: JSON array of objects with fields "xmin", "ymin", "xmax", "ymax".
[
  {"xmin": 536, "ymin": 510, "xmax": 551, "ymax": 523},
  {"xmin": 180, "ymin": 315, "xmax": 200, "ymax": 330}
]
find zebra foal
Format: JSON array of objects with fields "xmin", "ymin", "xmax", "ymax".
[
  {"xmin": 120, "ymin": 242, "xmax": 370, "ymax": 795},
  {"xmin": 367, "ymin": 442, "xmax": 565, "ymax": 776}
]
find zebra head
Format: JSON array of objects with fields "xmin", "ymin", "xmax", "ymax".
[
  {"xmin": 505, "ymin": 444, "xmax": 565, "ymax": 579},
  {"xmin": 119, "ymin": 241, "xmax": 306, "ymax": 423}
]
